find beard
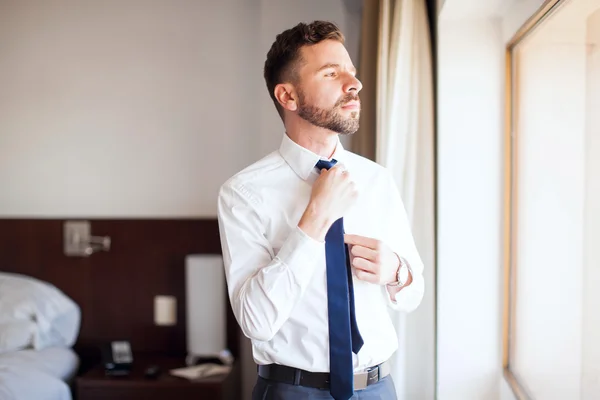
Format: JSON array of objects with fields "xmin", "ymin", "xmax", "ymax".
[{"xmin": 296, "ymin": 90, "xmax": 360, "ymax": 135}]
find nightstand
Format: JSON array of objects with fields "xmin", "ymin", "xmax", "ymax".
[{"xmin": 76, "ymin": 353, "xmax": 241, "ymax": 400}]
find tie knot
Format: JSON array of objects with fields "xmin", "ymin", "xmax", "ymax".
[{"xmin": 315, "ymin": 159, "xmax": 338, "ymax": 171}]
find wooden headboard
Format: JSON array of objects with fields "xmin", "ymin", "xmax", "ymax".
[{"xmin": 0, "ymin": 218, "xmax": 239, "ymax": 365}]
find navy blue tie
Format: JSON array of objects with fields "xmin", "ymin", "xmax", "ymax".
[{"xmin": 315, "ymin": 159, "xmax": 363, "ymax": 400}]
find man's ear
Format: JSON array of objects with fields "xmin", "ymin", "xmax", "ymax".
[{"xmin": 274, "ymin": 83, "xmax": 298, "ymax": 112}]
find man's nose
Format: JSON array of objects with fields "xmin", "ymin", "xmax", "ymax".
[{"xmin": 345, "ymin": 74, "xmax": 363, "ymax": 93}]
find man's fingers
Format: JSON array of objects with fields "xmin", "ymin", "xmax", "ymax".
[
  {"xmin": 350, "ymin": 245, "xmax": 378, "ymax": 262},
  {"xmin": 352, "ymin": 257, "xmax": 376, "ymax": 273},
  {"xmin": 345, "ymin": 234, "xmax": 379, "ymax": 249},
  {"xmin": 354, "ymin": 269, "xmax": 379, "ymax": 284}
]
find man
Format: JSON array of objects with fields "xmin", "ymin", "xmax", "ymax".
[{"xmin": 217, "ymin": 21, "xmax": 424, "ymax": 400}]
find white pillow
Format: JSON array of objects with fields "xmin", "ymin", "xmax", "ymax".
[
  {"xmin": 0, "ymin": 273, "xmax": 81, "ymax": 351},
  {"xmin": 0, "ymin": 320, "xmax": 35, "ymax": 354}
]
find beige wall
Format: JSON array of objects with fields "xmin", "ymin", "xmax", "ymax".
[
  {"xmin": 0, "ymin": 0, "xmax": 260, "ymax": 217},
  {"xmin": 0, "ymin": 0, "xmax": 360, "ymax": 219},
  {"xmin": 0, "ymin": 2, "xmax": 361, "ymax": 399}
]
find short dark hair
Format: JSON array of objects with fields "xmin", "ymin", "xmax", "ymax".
[{"xmin": 263, "ymin": 21, "xmax": 345, "ymax": 119}]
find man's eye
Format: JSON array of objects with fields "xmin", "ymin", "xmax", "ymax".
[{"xmin": 325, "ymin": 72, "xmax": 336, "ymax": 77}]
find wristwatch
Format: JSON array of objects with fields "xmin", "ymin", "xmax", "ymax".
[{"xmin": 388, "ymin": 257, "xmax": 410, "ymax": 287}]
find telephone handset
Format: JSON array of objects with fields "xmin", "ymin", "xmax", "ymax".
[{"xmin": 101, "ymin": 340, "xmax": 133, "ymax": 376}]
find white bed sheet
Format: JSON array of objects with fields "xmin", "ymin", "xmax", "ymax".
[{"xmin": 0, "ymin": 347, "xmax": 79, "ymax": 400}]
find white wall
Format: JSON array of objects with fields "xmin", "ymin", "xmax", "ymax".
[
  {"xmin": 0, "ymin": 0, "xmax": 360, "ymax": 219},
  {"xmin": 583, "ymin": 9, "xmax": 600, "ymax": 399},
  {"xmin": 501, "ymin": 377, "xmax": 518, "ymax": 400},
  {"xmin": 437, "ymin": 2, "xmax": 546, "ymax": 399},
  {"xmin": 437, "ymin": 17, "xmax": 504, "ymax": 400},
  {"xmin": 501, "ymin": 0, "xmax": 545, "ymax": 43}
]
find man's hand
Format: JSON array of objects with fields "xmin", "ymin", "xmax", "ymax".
[
  {"xmin": 309, "ymin": 165, "xmax": 358, "ymax": 223},
  {"xmin": 344, "ymin": 234, "xmax": 400, "ymax": 285},
  {"xmin": 298, "ymin": 165, "xmax": 358, "ymax": 241}
]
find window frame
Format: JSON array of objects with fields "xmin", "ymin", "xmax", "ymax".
[{"xmin": 503, "ymin": 1, "xmax": 566, "ymax": 398}]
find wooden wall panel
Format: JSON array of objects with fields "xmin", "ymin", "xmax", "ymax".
[{"xmin": 0, "ymin": 219, "xmax": 239, "ymax": 366}]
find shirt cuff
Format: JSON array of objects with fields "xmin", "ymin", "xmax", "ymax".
[
  {"xmin": 384, "ymin": 257, "xmax": 425, "ymax": 312},
  {"xmin": 384, "ymin": 271, "xmax": 425, "ymax": 312},
  {"xmin": 275, "ymin": 226, "xmax": 325, "ymax": 287}
]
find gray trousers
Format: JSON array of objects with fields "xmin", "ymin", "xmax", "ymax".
[{"xmin": 251, "ymin": 375, "xmax": 397, "ymax": 400}]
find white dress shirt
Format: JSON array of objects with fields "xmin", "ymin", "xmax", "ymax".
[{"xmin": 217, "ymin": 133, "xmax": 425, "ymax": 373}]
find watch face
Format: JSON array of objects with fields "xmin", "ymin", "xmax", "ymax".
[{"xmin": 399, "ymin": 265, "xmax": 409, "ymax": 284}]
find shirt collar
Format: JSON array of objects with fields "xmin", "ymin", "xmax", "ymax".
[{"xmin": 279, "ymin": 133, "xmax": 346, "ymax": 180}]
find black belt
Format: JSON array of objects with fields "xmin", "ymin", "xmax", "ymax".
[{"xmin": 257, "ymin": 361, "xmax": 390, "ymax": 391}]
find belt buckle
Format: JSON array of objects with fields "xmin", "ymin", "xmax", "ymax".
[
  {"xmin": 354, "ymin": 365, "xmax": 382, "ymax": 390},
  {"xmin": 353, "ymin": 371, "xmax": 369, "ymax": 390}
]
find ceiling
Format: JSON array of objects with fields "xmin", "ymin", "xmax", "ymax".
[{"xmin": 440, "ymin": 0, "xmax": 519, "ymax": 20}]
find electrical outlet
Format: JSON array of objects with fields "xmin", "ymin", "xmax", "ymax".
[{"xmin": 63, "ymin": 220, "xmax": 91, "ymax": 256}]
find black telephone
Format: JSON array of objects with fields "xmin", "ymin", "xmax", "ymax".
[{"xmin": 101, "ymin": 340, "xmax": 134, "ymax": 376}]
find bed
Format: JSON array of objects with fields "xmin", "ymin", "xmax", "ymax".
[
  {"xmin": 0, "ymin": 347, "xmax": 79, "ymax": 400},
  {"xmin": 0, "ymin": 272, "xmax": 81, "ymax": 400}
]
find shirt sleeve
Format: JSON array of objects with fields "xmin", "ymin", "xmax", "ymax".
[
  {"xmin": 217, "ymin": 181, "xmax": 324, "ymax": 342},
  {"xmin": 381, "ymin": 172, "xmax": 425, "ymax": 312}
]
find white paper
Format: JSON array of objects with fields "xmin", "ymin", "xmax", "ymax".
[{"xmin": 169, "ymin": 363, "xmax": 231, "ymax": 380}]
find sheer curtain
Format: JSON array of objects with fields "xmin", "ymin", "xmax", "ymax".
[{"xmin": 354, "ymin": 1, "xmax": 435, "ymax": 398}]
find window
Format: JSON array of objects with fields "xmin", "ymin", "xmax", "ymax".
[{"xmin": 504, "ymin": 0, "xmax": 600, "ymax": 398}]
